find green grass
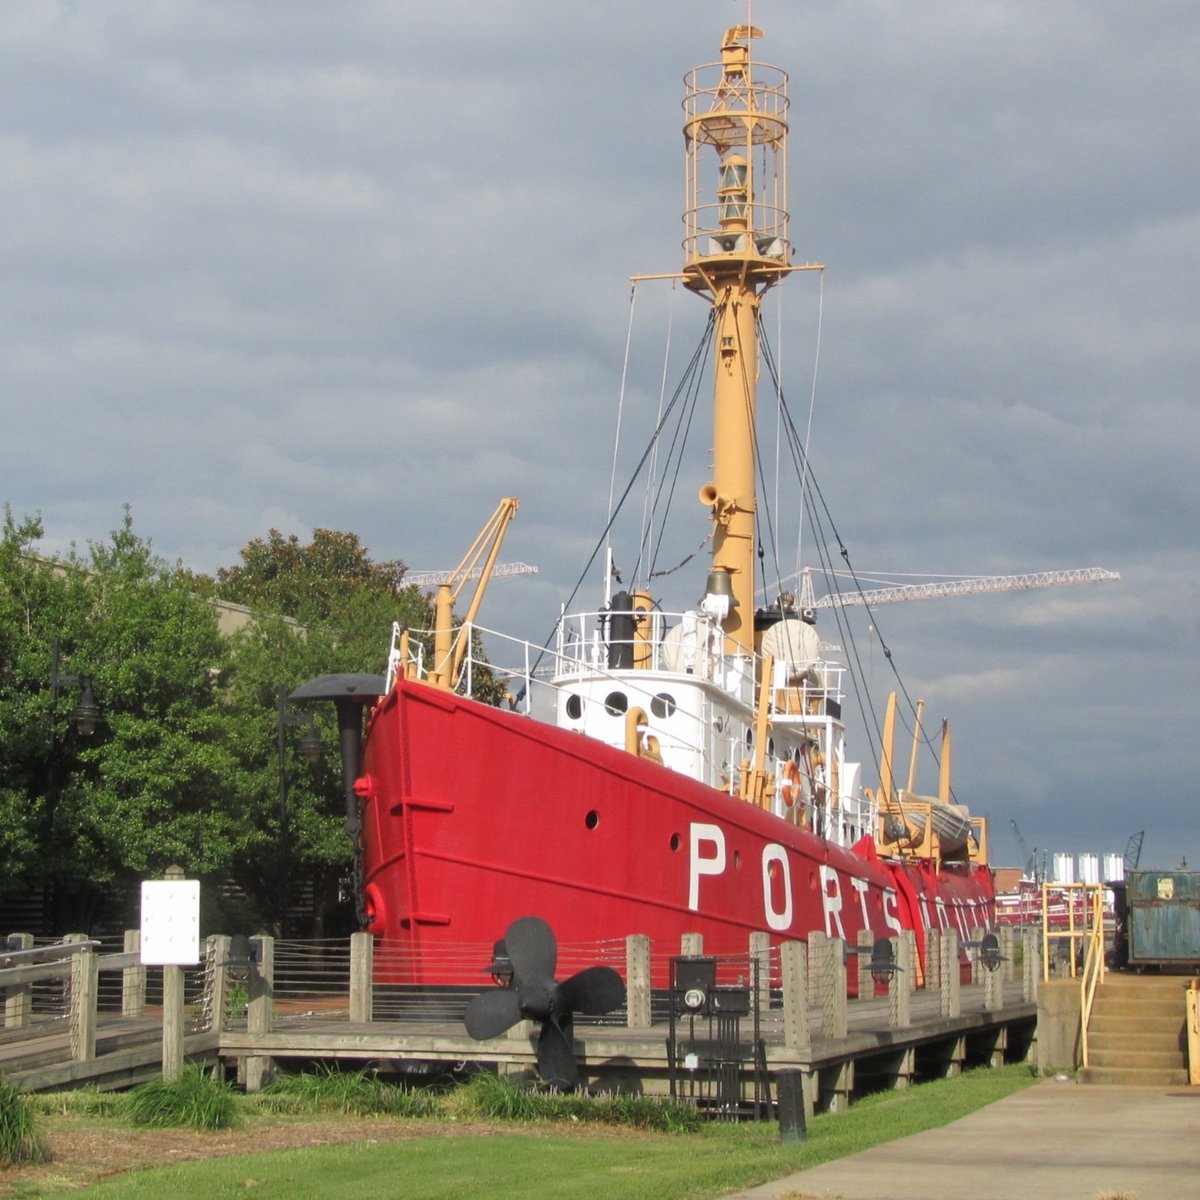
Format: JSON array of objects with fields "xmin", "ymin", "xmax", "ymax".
[
  {"xmin": 27, "ymin": 1063, "xmax": 1036, "ymax": 1198},
  {"xmin": 119, "ymin": 1064, "xmax": 241, "ymax": 1130},
  {"xmin": 256, "ymin": 1067, "xmax": 700, "ymax": 1131},
  {"xmin": 0, "ymin": 1077, "xmax": 46, "ymax": 1165},
  {"xmin": 260, "ymin": 1065, "xmax": 441, "ymax": 1117},
  {"xmin": 29, "ymin": 1083, "xmax": 123, "ymax": 1119},
  {"xmin": 442, "ymin": 1072, "xmax": 702, "ymax": 1132}
]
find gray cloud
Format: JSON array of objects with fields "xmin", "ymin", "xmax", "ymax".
[{"xmin": 2, "ymin": 0, "xmax": 1196, "ymax": 872}]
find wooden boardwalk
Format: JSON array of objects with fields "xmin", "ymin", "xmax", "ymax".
[
  {"xmin": 1, "ymin": 930, "xmax": 1039, "ymax": 1113},
  {"xmin": 0, "ymin": 1014, "xmax": 221, "ymax": 1092},
  {"xmin": 218, "ymin": 979, "xmax": 1035, "ymax": 1110}
]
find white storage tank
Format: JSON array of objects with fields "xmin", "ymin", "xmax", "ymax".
[
  {"xmin": 1103, "ymin": 853, "xmax": 1125, "ymax": 883},
  {"xmin": 1078, "ymin": 853, "xmax": 1100, "ymax": 885},
  {"xmin": 1052, "ymin": 853, "xmax": 1075, "ymax": 884}
]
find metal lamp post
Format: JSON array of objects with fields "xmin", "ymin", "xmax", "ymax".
[
  {"xmin": 276, "ymin": 685, "xmax": 324, "ymax": 937},
  {"xmin": 50, "ymin": 638, "xmax": 102, "ymax": 737},
  {"xmin": 45, "ymin": 637, "xmax": 103, "ymax": 932}
]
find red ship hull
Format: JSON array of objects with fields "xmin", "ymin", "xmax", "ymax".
[{"xmin": 357, "ymin": 677, "xmax": 995, "ymax": 988}]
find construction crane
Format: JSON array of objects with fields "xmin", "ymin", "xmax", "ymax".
[
  {"xmin": 406, "ymin": 562, "xmax": 539, "ymax": 587},
  {"xmin": 1123, "ymin": 830, "xmax": 1144, "ymax": 873},
  {"xmin": 1009, "ymin": 818, "xmax": 1041, "ymax": 883},
  {"xmin": 796, "ymin": 566, "xmax": 1119, "ymax": 609}
]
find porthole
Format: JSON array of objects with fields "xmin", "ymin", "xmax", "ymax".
[
  {"xmin": 651, "ymin": 692, "xmax": 677, "ymax": 719},
  {"xmin": 585, "ymin": 810, "xmax": 600, "ymax": 830},
  {"xmin": 767, "ymin": 736, "xmax": 775, "ymax": 757},
  {"xmin": 669, "ymin": 833, "xmax": 681, "ymax": 852},
  {"xmin": 565, "ymin": 694, "xmax": 583, "ymax": 720},
  {"xmin": 733, "ymin": 849, "xmax": 742, "ymax": 870},
  {"xmin": 745, "ymin": 728, "xmax": 753, "ymax": 746},
  {"xmin": 604, "ymin": 691, "xmax": 628, "ymax": 716}
]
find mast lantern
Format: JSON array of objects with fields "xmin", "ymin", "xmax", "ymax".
[{"xmin": 718, "ymin": 154, "xmax": 750, "ymax": 228}]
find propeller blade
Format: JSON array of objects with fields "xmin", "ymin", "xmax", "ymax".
[
  {"xmin": 559, "ymin": 965, "xmax": 626, "ymax": 1016},
  {"xmin": 536, "ymin": 1015, "xmax": 578, "ymax": 1088},
  {"xmin": 464, "ymin": 988, "xmax": 522, "ymax": 1040},
  {"xmin": 505, "ymin": 916, "xmax": 557, "ymax": 987}
]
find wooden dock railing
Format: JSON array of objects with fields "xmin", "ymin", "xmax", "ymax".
[{"xmin": 1, "ymin": 922, "xmax": 1038, "ymax": 1093}]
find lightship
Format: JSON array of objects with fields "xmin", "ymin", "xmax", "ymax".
[{"xmin": 340, "ymin": 22, "xmax": 995, "ymax": 990}]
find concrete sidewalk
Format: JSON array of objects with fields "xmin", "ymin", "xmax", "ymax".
[{"xmin": 728, "ymin": 1078, "xmax": 1200, "ymax": 1199}]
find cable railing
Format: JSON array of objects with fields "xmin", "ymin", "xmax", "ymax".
[{"xmin": 3, "ymin": 925, "xmax": 1037, "ymax": 1048}]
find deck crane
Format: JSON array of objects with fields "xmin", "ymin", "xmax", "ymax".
[
  {"xmin": 410, "ymin": 498, "xmax": 523, "ymax": 691},
  {"xmin": 800, "ymin": 566, "xmax": 1119, "ymax": 609}
]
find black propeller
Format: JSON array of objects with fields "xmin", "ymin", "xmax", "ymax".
[{"xmin": 464, "ymin": 916, "xmax": 626, "ymax": 1088}]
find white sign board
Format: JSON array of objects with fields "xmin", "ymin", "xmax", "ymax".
[{"xmin": 140, "ymin": 880, "xmax": 201, "ymax": 965}]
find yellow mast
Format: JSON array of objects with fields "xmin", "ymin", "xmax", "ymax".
[{"xmin": 682, "ymin": 25, "xmax": 795, "ymax": 652}]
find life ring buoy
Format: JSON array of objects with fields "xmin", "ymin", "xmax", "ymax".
[{"xmin": 780, "ymin": 760, "xmax": 802, "ymax": 808}]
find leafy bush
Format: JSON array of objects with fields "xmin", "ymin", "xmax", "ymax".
[
  {"xmin": 260, "ymin": 1066, "xmax": 439, "ymax": 1117},
  {"xmin": 121, "ymin": 1065, "xmax": 240, "ymax": 1130},
  {"xmin": 0, "ymin": 1078, "xmax": 47, "ymax": 1164}
]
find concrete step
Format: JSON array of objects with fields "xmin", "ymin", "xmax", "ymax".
[
  {"xmin": 1077, "ymin": 976, "xmax": 1193, "ymax": 1086},
  {"xmin": 1094, "ymin": 1008, "xmax": 1176, "ymax": 1027},
  {"xmin": 1087, "ymin": 1045, "xmax": 1186, "ymax": 1070},
  {"xmin": 1087, "ymin": 1030, "xmax": 1185, "ymax": 1057},
  {"xmin": 1078, "ymin": 1064, "xmax": 1190, "ymax": 1087},
  {"xmin": 1090, "ymin": 996, "xmax": 1182, "ymax": 1020},
  {"xmin": 1098, "ymin": 973, "xmax": 1191, "ymax": 988},
  {"xmin": 1089, "ymin": 1013, "xmax": 1184, "ymax": 1037},
  {"xmin": 1088, "ymin": 1028, "xmax": 1183, "ymax": 1049},
  {"xmin": 1087, "ymin": 1019, "xmax": 1184, "ymax": 1039}
]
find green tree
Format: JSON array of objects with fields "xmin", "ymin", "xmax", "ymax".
[
  {"xmin": 211, "ymin": 528, "xmax": 433, "ymax": 937},
  {"xmin": 212, "ymin": 528, "xmax": 411, "ymax": 625},
  {"xmin": 0, "ymin": 509, "xmax": 502, "ymax": 938},
  {"xmin": 0, "ymin": 507, "xmax": 247, "ymax": 931},
  {"xmin": 0, "ymin": 508, "xmax": 68, "ymax": 902}
]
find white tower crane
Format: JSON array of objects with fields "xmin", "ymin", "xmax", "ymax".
[
  {"xmin": 796, "ymin": 566, "xmax": 1119, "ymax": 609},
  {"xmin": 406, "ymin": 562, "xmax": 539, "ymax": 587}
]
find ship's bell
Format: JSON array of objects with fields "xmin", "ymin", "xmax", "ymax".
[
  {"xmin": 700, "ymin": 568, "xmax": 738, "ymax": 620},
  {"xmin": 700, "ymin": 568, "xmax": 739, "ymax": 606}
]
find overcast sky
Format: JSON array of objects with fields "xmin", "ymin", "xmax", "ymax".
[{"xmin": 2, "ymin": 1, "xmax": 1196, "ymax": 876}]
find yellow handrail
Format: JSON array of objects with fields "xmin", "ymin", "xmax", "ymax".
[
  {"xmin": 1041, "ymin": 880, "xmax": 1106, "ymax": 982},
  {"xmin": 1078, "ymin": 887, "xmax": 1106, "ymax": 1068},
  {"xmin": 1186, "ymin": 980, "xmax": 1200, "ymax": 1086}
]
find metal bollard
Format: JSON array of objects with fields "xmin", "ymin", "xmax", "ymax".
[{"xmin": 776, "ymin": 1069, "xmax": 807, "ymax": 1142}]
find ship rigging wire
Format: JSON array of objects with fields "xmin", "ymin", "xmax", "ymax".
[
  {"xmin": 605, "ymin": 282, "xmax": 639, "ymax": 592},
  {"xmin": 536, "ymin": 294, "xmax": 951, "ymax": 805},
  {"xmin": 528, "ymin": 312, "xmax": 717, "ymax": 675},
  {"xmin": 756, "ymin": 314, "xmax": 953, "ymax": 801},
  {"xmin": 637, "ymin": 279, "xmax": 678, "ymax": 583}
]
